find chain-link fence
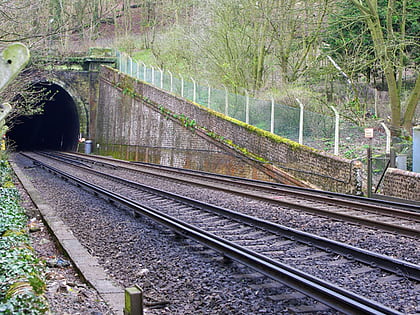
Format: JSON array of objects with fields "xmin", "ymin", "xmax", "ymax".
[{"xmin": 116, "ymin": 51, "xmax": 391, "ymax": 160}]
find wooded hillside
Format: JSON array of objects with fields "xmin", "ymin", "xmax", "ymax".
[{"xmin": 1, "ymin": 0, "xmax": 419, "ymax": 136}]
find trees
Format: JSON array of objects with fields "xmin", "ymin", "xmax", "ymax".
[
  {"xmin": 200, "ymin": 0, "xmax": 271, "ymax": 91},
  {"xmin": 328, "ymin": 0, "xmax": 420, "ymax": 134},
  {"xmin": 188, "ymin": 0, "xmax": 331, "ymax": 93},
  {"xmin": 269, "ymin": 0, "xmax": 331, "ymax": 84},
  {"xmin": 0, "ymin": 0, "xmax": 50, "ymax": 46}
]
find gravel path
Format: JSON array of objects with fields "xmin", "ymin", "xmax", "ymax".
[{"xmin": 14, "ymin": 166, "xmax": 114, "ymax": 315}]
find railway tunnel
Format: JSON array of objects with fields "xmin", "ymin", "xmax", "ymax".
[{"xmin": 7, "ymin": 82, "xmax": 80, "ymax": 151}]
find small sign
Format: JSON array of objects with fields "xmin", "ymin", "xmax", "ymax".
[{"xmin": 365, "ymin": 128, "xmax": 374, "ymax": 138}]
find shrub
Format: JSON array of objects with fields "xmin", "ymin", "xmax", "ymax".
[{"xmin": 0, "ymin": 161, "xmax": 49, "ymax": 314}]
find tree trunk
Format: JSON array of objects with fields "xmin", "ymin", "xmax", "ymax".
[{"xmin": 402, "ymin": 74, "xmax": 420, "ymax": 133}]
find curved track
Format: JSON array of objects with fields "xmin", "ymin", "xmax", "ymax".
[
  {"xmin": 48, "ymin": 151, "xmax": 420, "ymax": 239},
  {"xmin": 18, "ymin": 151, "xmax": 420, "ymax": 314}
]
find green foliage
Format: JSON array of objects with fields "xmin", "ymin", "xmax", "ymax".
[
  {"xmin": 325, "ymin": 0, "xmax": 420, "ymax": 76},
  {"xmin": 133, "ymin": 49, "xmax": 158, "ymax": 67},
  {"xmin": 172, "ymin": 113, "xmax": 196, "ymax": 130},
  {"xmin": 344, "ymin": 149, "xmax": 357, "ymax": 159},
  {"xmin": 0, "ymin": 160, "xmax": 14, "ymax": 187},
  {"xmin": 0, "ymin": 162, "xmax": 48, "ymax": 314}
]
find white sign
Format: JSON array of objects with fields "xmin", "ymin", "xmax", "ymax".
[{"xmin": 364, "ymin": 128, "xmax": 374, "ymax": 138}]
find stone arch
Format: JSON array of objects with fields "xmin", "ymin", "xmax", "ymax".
[
  {"xmin": 36, "ymin": 76, "xmax": 89, "ymax": 137},
  {"xmin": 7, "ymin": 78, "xmax": 85, "ymax": 151}
]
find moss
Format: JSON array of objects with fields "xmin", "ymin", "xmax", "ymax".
[
  {"xmin": 188, "ymin": 99, "xmax": 315, "ymax": 153},
  {"xmin": 89, "ymin": 48, "xmax": 114, "ymax": 57},
  {"xmin": 109, "ymin": 66, "xmax": 314, "ymax": 156}
]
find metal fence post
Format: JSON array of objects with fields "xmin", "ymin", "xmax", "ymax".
[
  {"xmin": 191, "ymin": 77, "xmax": 196, "ymax": 103},
  {"xmin": 158, "ymin": 67, "xmax": 164, "ymax": 88},
  {"xmin": 367, "ymin": 145, "xmax": 373, "ymax": 198},
  {"xmin": 129, "ymin": 56, "xmax": 133, "ymax": 76},
  {"xmin": 244, "ymin": 89, "xmax": 249, "ymax": 124},
  {"xmin": 121, "ymin": 53, "xmax": 125, "ymax": 72},
  {"xmin": 330, "ymin": 106, "xmax": 340, "ymax": 155},
  {"xmin": 296, "ymin": 98, "xmax": 304, "ymax": 145},
  {"xmin": 133, "ymin": 60, "xmax": 140, "ymax": 78},
  {"xmin": 381, "ymin": 122, "xmax": 391, "ymax": 156},
  {"xmin": 125, "ymin": 54, "xmax": 129, "ymax": 73},
  {"xmin": 168, "ymin": 70, "xmax": 173, "ymax": 92},
  {"xmin": 413, "ymin": 126, "xmax": 420, "ymax": 173},
  {"xmin": 151, "ymin": 66, "xmax": 155, "ymax": 85},
  {"xmin": 180, "ymin": 74, "xmax": 184, "ymax": 97},
  {"xmin": 140, "ymin": 61, "xmax": 146, "ymax": 81}
]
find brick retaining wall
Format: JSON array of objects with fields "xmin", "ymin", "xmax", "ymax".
[
  {"xmin": 379, "ymin": 168, "xmax": 420, "ymax": 201},
  {"xmin": 97, "ymin": 66, "xmax": 363, "ymax": 194}
]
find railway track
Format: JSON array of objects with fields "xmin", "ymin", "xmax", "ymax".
[
  {"xmin": 18, "ymin": 151, "xmax": 420, "ymax": 314},
  {"xmin": 47, "ymin": 151, "xmax": 420, "ymax": 239}
]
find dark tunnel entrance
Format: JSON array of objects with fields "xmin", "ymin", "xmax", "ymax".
[{"xmin": 7, "ymin": 83, "xmax": 80, "ymax": 151}]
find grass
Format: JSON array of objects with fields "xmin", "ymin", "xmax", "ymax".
[{"xmin": 132, "ymin": 49, "xmax": 157, "ymax": 66}]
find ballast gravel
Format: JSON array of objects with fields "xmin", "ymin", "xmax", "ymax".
[
  {"xmin": 13, "ymin": 154, "xmax": 337, "ymax": 315},
  {"xmin": 13, "ymin": 153, "xmax": 420, "ymax": 314}
]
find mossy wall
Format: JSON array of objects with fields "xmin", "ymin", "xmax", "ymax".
[
  {"xmin": 96, "ymin": 66, "xmax": 363, "ymax": 193},
  {"xmin": 95, "ymin": 69, "xmax": 279, "ymax": 182}
]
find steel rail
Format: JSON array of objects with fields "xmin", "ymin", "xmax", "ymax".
[
  {"xmin": 57, "ymin": 151, "xmax": 420, "ymax": 207},
  {"xmin": 46, "ymin": 151, "xmax": 420, "ymax": 239},
  {"xmin": 53, "ymin": 151, "xmax": 420, "ymax": 212},
  {"xmin": 27, "ymin": 152, "xmax": 420, "ymax": 281},
  {"xmin": 24, "ymin": 154, "xmax": 404, "ymax": 315}
]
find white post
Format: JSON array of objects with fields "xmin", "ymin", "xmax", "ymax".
[
  {"xmin": 191, "ymin": 77, "xmax": 196, "ymax": 103},
  {"xmin": 168, "ymin": 70, "xmax": 173, "ymax": 92},
  {"xmin": 180, "ymin": 74, "xmax": 184, "ymax": 97},
  {"xmin": 271, "ymin": 97, "xmax": 275, "ymax": 133},
  {"xmin": 296, "ymin": 98, "xmax": 304, "ymax": 145},
  {"xmin": 413, "ymin": 126, "xmax": 420, "ymax": 173},
  {"xmin": 330, "ymin": 106, "xmax": 340, "ymax": 155},
  {"xmin": 140, "ymin": 61, "xmax": 146, "ymax": 81},
  {"xmin": 381, "ymin": 122, "xmax": 391, "ymax": 155},
  {"xmin": 158, "ymin": 67, "xmax": 163, "ymax": 88},
  {"xmin": 244, "ymin": 89, "xmax": 250, "ymax": 124},
  {"xmin": 129, "ymin": 56, "xmax": 133, "ymax": 76},
  {"xmin": 151, "ymin": 66, "xmax": 155, "ymax": 85},
  {"xmin": 122, "ymin": 53, "xmax": 126, "ymax": 72},
  {"xmin": 222, "ymin": 85, "xmax": 228, "ymax": 116}
]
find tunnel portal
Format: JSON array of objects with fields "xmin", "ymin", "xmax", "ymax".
[{"xmin": 7, "ymin": 82, "xmax": 80, "ymax": 151}]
